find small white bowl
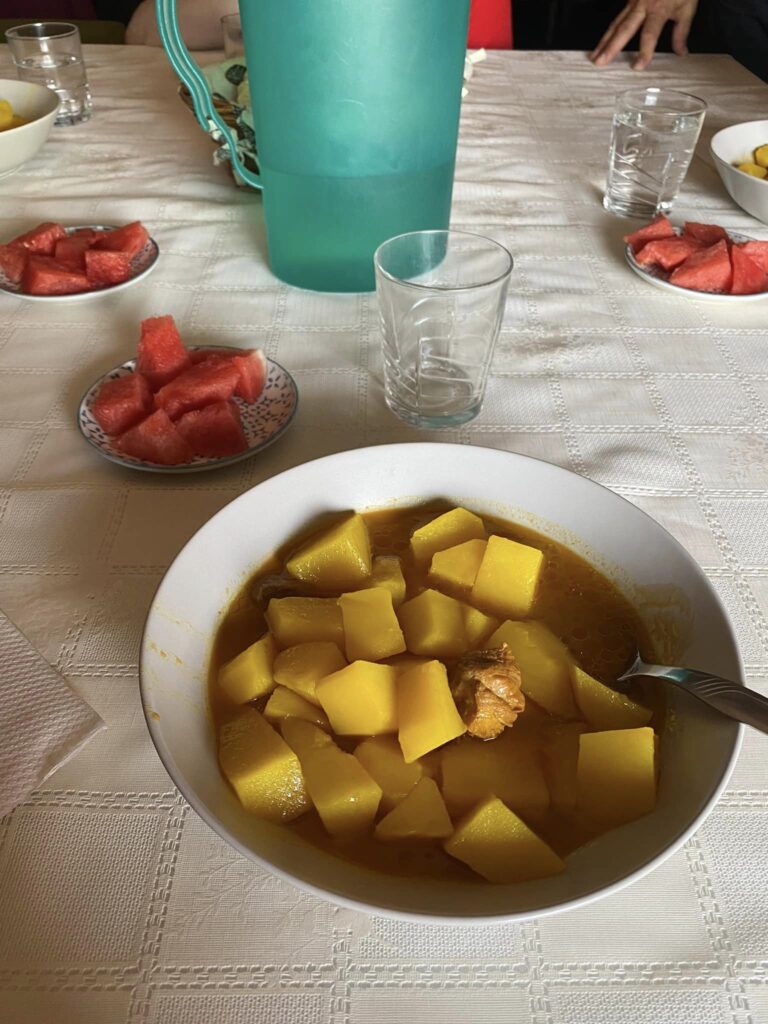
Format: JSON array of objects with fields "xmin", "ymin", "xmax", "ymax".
[
  {"xmin": 140, "ymin": 443, "xmax": 743, "ymax": 923},
  {"xmin": 0, "ymin": 79, "xmax": 59, "ymax": 180},
  {"xmin": 711, "ymin": 119, "xmax": 768, "ymax": 225}
]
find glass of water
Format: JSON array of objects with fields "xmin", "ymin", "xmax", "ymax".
[
  {"xmin": 604, "ymin": 87, "xmax": 706, "ymax": 219},
  {"xmin": 5, "ymin": 22, "xmax": 92, "ymax": 126},
  {"xmin": 375, "ymin": 230, "xmax": 513, "ymax": 429}
]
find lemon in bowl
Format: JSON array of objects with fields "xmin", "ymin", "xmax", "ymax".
[{"xmin": 0, "ymin": 79, "xmax": 60, "ymax": 180}]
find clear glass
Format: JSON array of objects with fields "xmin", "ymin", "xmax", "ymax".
[
  {"xmin": 603, "ymin": 87, "xmax": 706, "ymax": 219},
  {"xmin": 220, "ymin": 13, "xmax": 244, "ymax": 59},
  {"xmin": 375, "ymin": 230, "xmax": 513, "ymax": 428},
  {"xmin": 5, "ymin": 22, "xmax": 91, "ymax": 126}
]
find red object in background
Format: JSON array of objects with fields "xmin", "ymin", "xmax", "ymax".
[{"xmin": 468, "ymin": 0, "xmax": 513, "ymax": 48}]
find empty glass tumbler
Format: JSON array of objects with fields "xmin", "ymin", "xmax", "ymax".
[
  {"xmin": 375, "ymin": 230, "xmax": 513, "ymax": 428},
  {"xmin": 5, "ymin": 22, "xmax": 92, "ymax": 126},
  {"xmin": 604, "ymin": 87, "xmax": 706, "ymax": 219}
]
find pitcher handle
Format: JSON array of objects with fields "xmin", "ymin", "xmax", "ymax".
[{"xmin": 155, "ymin": 0, "xmax": 262, "ymax": 191}]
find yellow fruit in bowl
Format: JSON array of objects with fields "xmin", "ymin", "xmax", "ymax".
[
  {"xmin": 737, "ymin": 161, "xmax": 767, "ymax": 179},
  {"xmin": 0, "ymin": 99, "xmax": 30, "ymax": 132}
]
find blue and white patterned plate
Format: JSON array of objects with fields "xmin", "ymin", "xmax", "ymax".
[
  {"xmin": 77, "ymin": 347, "xmax": 298, "ymax": 474},
  {"xmin": 0, "ymin": 224, "xmax": 159, "ymax": 302}
]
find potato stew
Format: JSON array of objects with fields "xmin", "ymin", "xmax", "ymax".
[{"xmin": 210, "ymin": 505, "xmax": 661, "ymax": 884}]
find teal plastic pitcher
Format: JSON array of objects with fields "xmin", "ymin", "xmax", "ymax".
[{"xmin": 156, "ymin": 0, "xmax": 471, "ymax": 292}]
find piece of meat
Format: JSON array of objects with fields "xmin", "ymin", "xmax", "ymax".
[{"xmin": 450, "ymin": 644, "xmax": 525, "ymax": 740}]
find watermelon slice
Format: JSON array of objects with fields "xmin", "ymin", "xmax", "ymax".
[
  {"xmin": 116, "ymin": 408, "xmax": 194, "ymax": 466},
  {"xmin": 623, "ymin": 214, "xmax": 675, "ymax": 252},
  {"xmin": 669, "ymin": 240, "xmax": 733, "ymax": 293},
  {"xmin": 71, "ymin": 228, "xmax": 102, "ymax": 243},
  {"xmin": 635, "ymin": 235, "xmax": 703, "ymax": 271},
  {"xmin": 176, "ymin": 400, "xmax": 248, "ymax": 458},
  {"xmin": 188, "ymin": 348, "xmax": 267, "ymax": 402},
  {"xmin": 737, "ymin": 241, "xmax": 768, "ymax": 274},
  {"xmin": 136, "ymin": 315, "xmax": 191, "ymax": 390},
  {"xmin": 0, "ymin": 244, "xmax": 28, "ymax": 284},
  {"xmin": 22, "ymin": 256, "xmax": 90, "ymax": 296},
  {"xmin": 54, "ymin": 237, "xmax": 89, "ymax": 270},
  {"xmin": 730, "ymin": 246, "xmax": 768, "ymax": 295},
  {"xmin": 11, "ymin": 221, "xmax": 66, "ymax": 256},
  {"xmin": 92, "ymin": 372, "xmax": 154, "ymax": 436},
  {"xmin": 683, "ymin": 222, "xmax": 728, "ymax": 246},
  {"xmin": 85, "ymin": 249, "xmax": 131, "ymax": 288},
  {"xmin": 94, "ymin": 221, "xmax": 150, "ymax": 259},
  {"xmin": 155, "ymin": 359, "xmax": 241, "ymax": 420}
]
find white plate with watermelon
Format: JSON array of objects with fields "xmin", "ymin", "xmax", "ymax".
[
  {"xmin": 78, "ymin": 317, "xmax": 298, "ymax": 473},
  {"xmin": 0, "ymin": 220, "xmax": 159, "ymax": 300},
  {"xmin": 624, "ymin": 215, "xmax": 768, "ymax": 301}
]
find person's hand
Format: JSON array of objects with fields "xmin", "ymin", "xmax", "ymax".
[{"xmin": 590, "ymin": 0, "xmax": 699, "ymax": 71}]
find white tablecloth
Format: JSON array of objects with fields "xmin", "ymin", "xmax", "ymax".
[{"xmin": 1, "ymin": 44, "xmax": 767, "ymax": 1024}]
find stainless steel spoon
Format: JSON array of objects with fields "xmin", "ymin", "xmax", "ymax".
[{"xmin": 618, "ymin": 653, "xmax": 768, "ymax": 735}]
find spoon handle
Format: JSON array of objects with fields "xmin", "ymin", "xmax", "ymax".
[{"xmin": 638, "ymin": 664, "xmax": 768, "ymax": 735}]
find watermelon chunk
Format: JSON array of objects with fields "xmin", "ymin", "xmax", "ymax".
[
  {"xmin": 635, "ymin": 235, "xmax": 703, "ymax": 271},
  {"xmin": 136, "ymin": 315, "xmax": 191, "ymax": 390},
  {"xmin": 738, "ymin": 241, "xmax": 768, "ymax": 274},
  {"xmin": 730, "ymin": 246, "xmax": 768, "ymax": 295},
  {"xmin": 22, "ymin": 256, "xmax": 90, "ymax": 296},
  {"xmin": 71, "ymin": 228, "xmax": 101, "ymax": 242},
  {"xmin": 85, "ymin": 249, "xmax": 131, "ymax": 288},
  {"xmin": 683, "ymin": 222, "xmax": 728, "ymax": 246},
  {"xmin": 54, "ymin": 237, "xmax": 89, "ymax": 270},
  {"xmin": 669, "ymin": 240, "xmax": 733, "ymax": 293},
  {"xmin": 92, "ymin": 372, "xmax": 154, "ymax": 436},
  {"xmin": 11, "ymin": 221, "xmax": 66, "ymax": 256},
  {"xmin": 94, "ymin": 221, "xmax": 150, "ymax": 259},
  {"xmin": 155, "ymin": 359, "xmax": 241, "ymax": 419},
  {"xmin": 0, "ymin": 244, "xmax": 28, "ymax": 284},
  {"xmin": 623, "ymin": 214, "xmax": 675, "ymax": 252},
  {"xmin": 116, "ymin": 408, "xmax": 194, "ymax": 466},
  {"xmin": 232, "ymin": 349, "xmax": 266, "ymax": 402},
  {"xmin": 176, "ymin": 400, "xmax": 248, "ymax": 458}
]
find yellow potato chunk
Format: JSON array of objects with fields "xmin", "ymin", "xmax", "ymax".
[
  {"xmin": 461, "ymin": 603, "xmax": 499, "ymax": 648},
  {"xmin": 316, "ymin": 660, "xmax": 398, "ymax": 735},
  {"xmin": 397, "ymin": 659, "xmax": 466, "ymax": 762},
  {"xmin": 385, "ymin": 653, "xmax": 432, "ymax": 675},
  {"xmin": 572, "ymin": 666, "xmax": 652, "ymax": 730},
  {"xmin": 218, "ymin": 633, "xmax": 277, "ymax": 704},
  {"xmin": 441, "ymin": 732, "xmax": 550, "ymax": 818},
  {"xmin": 273, "ymin": 641, "xmax": 346, "ymax": 705},
  {"xmin": 338, "ymin": 588, "xmax": 406, "ymax": 662},
  {"xmin": 374, "ymin": 777, "xmax": 453, "ymax": 841},
  {"xmin": 541, "ymin": 722, "xmax": 588, "ymax": 815},
  {"xmin": 428, "ymin": 538, "xmax": 487, "ymax": 594},
  {"xmin": 285, "ymin": 512, "xmax": 371, "ymax": 588},
  {"xmin": 219, "ymin": 707, "xmax": 310, "ymax": 822},
  {"xmin": 737, "ymin": 161, "xmax": 768, "ymax": 178},
  {"xmin": 264, "ymin": 685, "xmax": 331, "ymax": 730},
  {"xmin": 755, "ymin": 144, "xmax": 768, "ymax": 168},
  {"xmin": 471, "ymin": 535, "xmax": 544, "ymax": 620},
  {"xmin": 370, "ymin": 555, "xmax": 407, "ymax": 607},
  {"xmin": 410, "ymin": 507, "xmax": 486, "ymax": 565},
  {"xmin": 577, "ymin": 727, "xmax": 656, "ymax": 829},
  {"xmin": 281, "ymin": 718, "xmax": 382, "ymax": 835},
  {"xmin": 266, "ymin": 597, "xmax": 344, "ymax": 649},
  {"xmin": 354, "ymin": 734, "xmax": 424, "ymax": 810},
  {"xmin": 444, "ymin": 796, "xmax": 565, "ymax": 883},
  {"xmin": 9, "ymin": 115, "xmax": 30, "ymax": 129},
  {"xmin": 488, "ymin": 620, "xmax": 577, "ymax": 718},
  {"xmin": 398, "ymin": 588, "xmax": 467, "ymax": 659}
]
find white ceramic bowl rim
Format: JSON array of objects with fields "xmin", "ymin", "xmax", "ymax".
[{"xmin": 140, "ymin": 443, "xmax": 744, "ymax": 923}]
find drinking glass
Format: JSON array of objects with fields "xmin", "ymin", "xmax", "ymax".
[
  {"xmin": 375, "ymin": 230, "xmax": 513, "ymax": 428},
  {"xmin": 220, "ymin": 13, "xmax": 244, "ymax": 58},
  {"xmin": 5, "ymin": 22, "xmax": 91, "ymax": 126},
  {"xmin": 603, "ymin": 87, "xmax": 707, "ymax": 219}
]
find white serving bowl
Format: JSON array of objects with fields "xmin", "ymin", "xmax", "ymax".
[
  {"xmin": 711, "ymin": 119, "xmax": 768, "ymax": 224},
  {"xmin": 140, "ymin": 443, "xmax": 743, "ymax": 923},
  {"xmin": 0, "ymin": 79, "xmax": 59, "ymax": 179}
]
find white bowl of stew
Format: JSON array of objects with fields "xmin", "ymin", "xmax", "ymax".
[{"xmin": 140, "ymin": 443, "xmax": 742, "ymax": 922}]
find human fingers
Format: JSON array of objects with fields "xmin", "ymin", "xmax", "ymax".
[
  {"xmin": 632, "ymin": 12, "xmax": 667, "ymax": 69},
  {"xmin": 591, "ymin": 7, "xmax": 648, "ymax": 66},
  {"xmin": 671, "ymin": 12, "xmax": 694, "ymax": 55}
]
